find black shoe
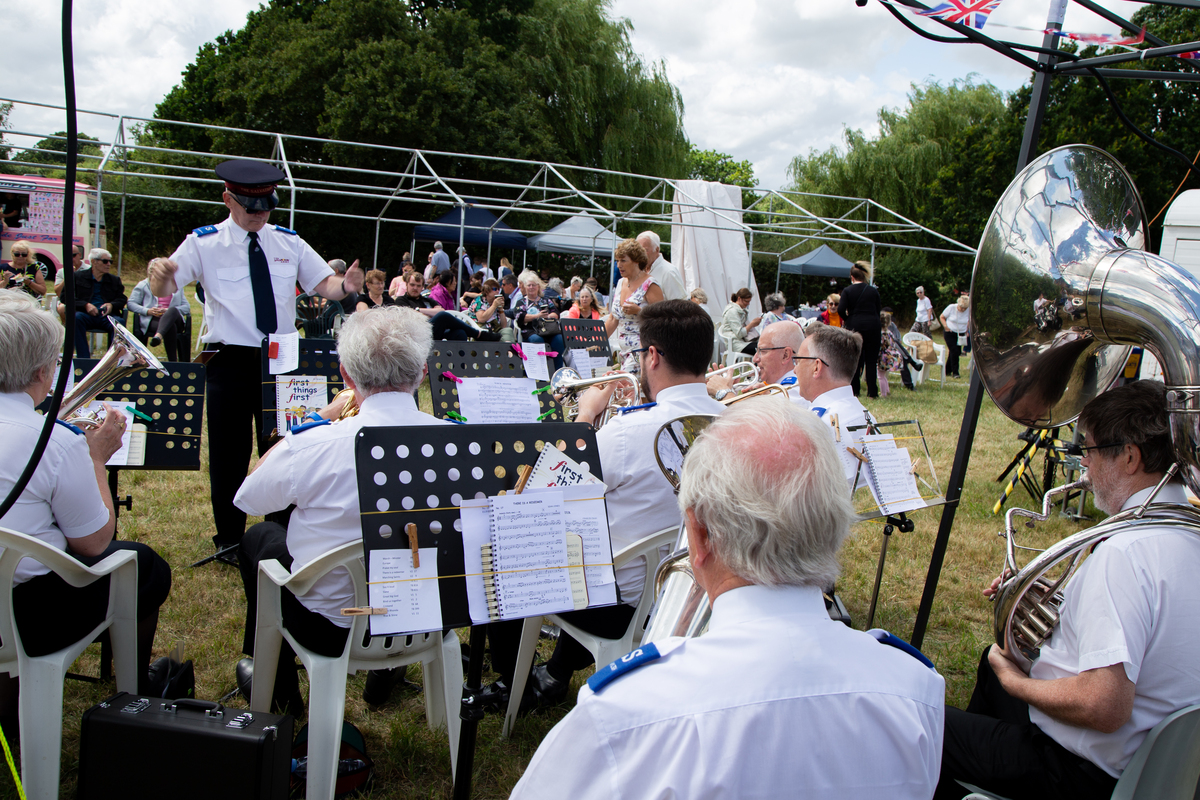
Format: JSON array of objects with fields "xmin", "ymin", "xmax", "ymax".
[
  {"xmin": 149, "ymin": 334, "xmax": 163, "ymax": 348},
  {"xmin": 236, "ymin": 657, "xmax": 255, "ymax": 700},
  {"xmin": 213, "ymin": 543, "xmax": 239, "ymax": 568},
  {"xmin": 527, "ymin": 665, "xmax": 570, "ymax": 708},
  {"xmin": 912, "ymin": 362, "xmax": 923, "ymax": 372},
  {"xmin": 362, "ymin": 667, "xmax": 417, "ymax": 706},
  {"xmin": 236, "ymin": 657, "xmax": 304, "ymax": 717},
  {"xmin": 475, "ymin": 330, "xmax": 502, "ymax": 342}
]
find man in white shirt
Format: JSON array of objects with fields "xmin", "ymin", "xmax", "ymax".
[
  {"xmin": 511, "ymin": 399, "xmax": 945, "ymax": 800},
  {"xmin": 478, "ymin": 300, "xmax": 724, "ymax": 711},
  {"xmin": 793, "ymin": 323, "xmax": 869, "ymax": 485},
  {"xmin": 149, "ymin": 160, "xmax": 364, "ymax": 564},
  {"xmin": 707, "ymin": 320, "xmax": 807, "ymax": 408},
  {"xmin": 232, "ymin": 306, "xmax": 448, "ymax": 714},
  {"xmin": 636, "ymin": 230, "xmax": 685, "ymax": 301},
  {"xmin": 936, "ymin": 380, "xmax": 1200, "ymax": 800}
]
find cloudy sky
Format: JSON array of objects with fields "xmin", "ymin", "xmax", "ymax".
[{"xmin": 8, "ymin": 0, "xmax": 1140, "ymax": 189}]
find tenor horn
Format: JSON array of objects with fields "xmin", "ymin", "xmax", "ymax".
[
  {"xmin": 973, "ymin": 145, "xmax": 1200, "ymax": 671},
  {"xmin": 549, "ymin": 366, "xmax": 642, "ymax": 427},
  {"xmin": 60, "ymin": 318, "xmax": 166, "ymax": 429}
]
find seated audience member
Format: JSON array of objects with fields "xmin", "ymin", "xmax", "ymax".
[
  {"xmin": 820, "ymin": 293, "xmax": 842, "ymax": 327},
  {"xmin": 128, "ymin": 260, "xmax": 191, "ymax": 361},
  {"xmin": 565, "ymin": 276, "xmax": 583, "ymax": 302},
  {"xmin": 792, "ymin": 323, "xmax": 869, "ymax": 485},
  {"xmin": 545, "ymin": 277, "xmax": 565, "ymax": 303},
  {"xmin": 233, "ymin": 306, "xmax": 449, "ymax": 713},
  {"xmin": 688, "ymin": 287, "xmax": 708, "ymax": 305},
  {"xmin": 499, "ymin": 257, "xmax": 515, "ymax": 278},
  {"xmin": 329, "ymin": 259, "xmax": 360, "ymax": 314},
  {"xmin": 356, "ymin": 269, "xmax": 394, "ymax": 311},
  {"xmin": 393, "ymin": 270, "xmax": 498, "ymax": 342},
  {"xmin": 54, "ymin": 245, "xmax": 86, "ymax": 299},
  {"xmin": 478, "ymin": 300, "xmax": 725, "ymax": 711},
  {"xmin": 511, "ymin": 398, "xmax": 944, "ymax": 799},
  {"xmin": 501, "ymin": 273, "xmax": 522, "ymax": 310},
  {"xmin": 584, "ymin": 276, "xmax": 606, "ymax": 309},
  {"xmin": 720, "ymin": 287, "xmax": 761, "ymax": 357},
  {"xmin": 562, "ymin": 286, "xmax": 602, "ymax": 320},
  {"xmin": 469, "ymin": 279, "xmax": 514, "ymax": 342},
  {"xmin": 0, "ymin": 290, "xmax": 172, "ymax": 725},
  {"xmin": 514, "ymin": 271, "xmax": 565, "ymax": 369},
  {"xmin": 460, "ymin": 270, "xmax": 485, "ymax": 309},
  {"xmin": 760, "ymin": 292, "xmax": 793, "ymax": 327},
  {"xmin": 429, "ymin": 270, "xmax": 458, "ymax": 313},
  {"xmin": 935, "ymin": 380, "xmax": 1200, "ymax": 800},
  {"xmin": 72, "ymin": 248, "xmax": 127, "ymax": 358},
  {"xmin": 708, "ymin": 320, "xmax": 806, "ymax": 408},
  {"xmin": 2, "ymin": 241, "xmax": 46, "ymax": 298}
]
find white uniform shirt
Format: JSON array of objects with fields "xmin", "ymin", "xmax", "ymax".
[
  {"xmin": 168, "ymin": 217, "xmax": 332, "ymax": 347},
  {"xmin": 648, "ymin": 255, "xmax": 685, "ymax": 302},
  {"xmin": 234, "ymin": 391, "xmax": 447, "ymax": 625},
  {"xmin": 511, "ymin": 584, "xmax": 945, "ymax": 800},
  {"xmin": 0, "ymin": 392, "xmax": 110, "ymax": 584},
  {"xmin": 777, "ymin": 376, "xmax": 812, "ymax": 411},
  {"xmin": 597, "ymin": 383, "xmax": 725, "ymax": 605},
  {"xmin": 915, "ymin": 296, "xmax": 933, "ymax": 323},
  {"xmin": 1030, "ymin": 483, "xmax": 1200, "ymax": 777},
  {"xmin": 808, "ymin": 384, "xmax": 869, "ymax": 484}
]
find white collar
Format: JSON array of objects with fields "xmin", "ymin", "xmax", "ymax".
[
  {"xmin": 709, "ymin": 584, "xmax": 828, "ymax": 630},
  {"xmin": 652, "ymin": 383, "xmax": 710, "ymax": 404},
  {"xmin": 0, "ymin": 391, "xmax": 36, "ymax": 413},
  {"xmin": 810, "ymin": 384, "xmax": 855, "ymax": 408},
  {"xmin": 358, "ymin": 390, "xmax": 421, "ymax": 416},
  {"xmin": 1121, "ymin": 481, "xmax": 1189, "ymax": 511}
]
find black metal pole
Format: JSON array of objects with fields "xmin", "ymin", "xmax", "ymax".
[
  {"xmin": 910, "ymin": 4, "xmax": 1064, "ymax": 651},
  {"xmin": 452, "ymin": 625, "xmax": 487, "ymax": 799}
]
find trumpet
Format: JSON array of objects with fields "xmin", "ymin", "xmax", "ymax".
[
  {"xmin": 722, "ymin": 383, "xmax": 791, "ymax": 406},
  {"xmin": 549, "ymin": 367, "xmax": 642, "ymax": 427},
  {"xmin": 60, "ymin": 319, "xmax": 165, "ymax": 429},
  {"xmin": 705, "ymin": 361, "xmax": 758, "ymax": 391}
]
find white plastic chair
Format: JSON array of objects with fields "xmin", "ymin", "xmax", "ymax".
[
  {"xmin": 252, "ymin": 540, "xmax": 462, "ymax": 799},
  {"xmin": 719, "ymin": 332, "xmax": 754, "ymax": 368},
  {"xmin": 0, "ymin": 526, "xmax": 139, "ymax": 800},
  {"xmin": 902, "ymin": 332, "xmax": 948, "ymax": 386},
  {"xmin": 502, "ymin": 526, "xmax": 679, "ymax": 737},
  {"xmin": 960, "ymin": 702, "xmax": 1200, "ymax": 800}
]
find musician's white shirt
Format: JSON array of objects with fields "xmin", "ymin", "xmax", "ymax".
[
  {"xmin": 234, "ymin": 391, "xmax": 446, "ymax": 625},
  {"xmin": 807, "ymin": 384, "xmax": 869, "ymax": 484},
  {"xmin": 1030, "ymin": 482, "xmax": 1200, "ymax": 777},
  {"xmin": 597, "ymin": 382, "xmax": 725, "ymax": 606},
  {"xmin": 511, "ymin": 584, "xmax": 945, "ymax": 800},
  {"xmin": 168, "ymin": 217, "xmax": 332, "ymax": 347}
]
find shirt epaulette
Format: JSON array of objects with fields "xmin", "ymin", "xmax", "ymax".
[
  {"xmin": 274, "ymin": 225, "xmax": 299, "ymax": 236},
  {"xmin": 586, "ymin": 643, "xmax": 663, "ymax": 692},
  {"xmin": 780, "ymin": 375, "xmax": 797, "ymax": 386},
  {"xmin": 192, "ymin": 225, "xmax": 219, "ymax": 237},
  {"xmin": 289, "ymin": 417, "xmax": 331, "ymax": 435},
  {"xmin": 618, "ymin": 402, "xmax": 657, "ymax": 415},
  {"xmin": 867, "ymin": 629, "xmax": 937, "ymax": 670},
  {"xmin": 54, "ymin": 419, "xmax": 85, "ymax": 436}
]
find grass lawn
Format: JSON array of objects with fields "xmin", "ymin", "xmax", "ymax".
[{"xmin": 0, "ymin": 269, "xmax": 1100, "ymax": 798}]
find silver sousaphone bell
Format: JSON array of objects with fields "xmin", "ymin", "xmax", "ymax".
[{"xmin": 60, "ymin": 318, "xmax": 166, "ymax": 429}]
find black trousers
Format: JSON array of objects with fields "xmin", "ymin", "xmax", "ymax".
[
  {"xmin": 13, "ymin": 541, "xmax": 171, "ymax": 662},
  {"xmin": 851, "ymin": 323, "xmax": 882, "ymax": 398},
  {"xmin": 207, "ymin": 345, "xmax": 273, "ymax": 547},
  {"xmin": 238, "ymin": 522, "xmax": 350, "ymax": 697},
  {"xmin": 933, "ymin": 647, "xmax": 1119, "ymax": 800},
  {"xmin": 485, "ymin": 603, "xmax": 635, "ymax": 685},
  {"xmin": 945, "ymin": 331, "xmax": 963, "ymax": 377},
  {"xmin": 144, "ymin": 307, "xmax": 186, "ymax": 362}
]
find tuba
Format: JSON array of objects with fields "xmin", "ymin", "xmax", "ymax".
[
  {"xmin": 974, "ymin": 145, "xmax": 1200, "ymax": 671},
  {"xmin": 60, "ymin": 319, "xmax": 165, "ymax": 429}
]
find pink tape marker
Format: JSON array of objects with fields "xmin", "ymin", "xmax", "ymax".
[
  {"xmin": 441, "ymin": 371, "xmax": 462, "ymax": 384},
  {"xmin": 510, "ymin": 343, "xmax": 527, "ymax": 360},
  {"xmin": 538, "ymin": 350, "xmax": 559, "ymax": 357}
]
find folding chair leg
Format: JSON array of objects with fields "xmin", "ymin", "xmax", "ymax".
[
  {"xmin": 437, "ymin": 631, "xmax": 463, "ymax": 776},
  {"xmin": 250, "ymin": 627, "xmax": 283, "ymax": 714},
  {"xmin": 19, "ymin": 658, "xmax": 68, "ymax": 800},
  {"xmin": 301, "ymin": 657, "xmax": 351, "ymax": 800},
  {"xmin": 502, "ymin": 618, "xmax": 542, "ymax": 738}
]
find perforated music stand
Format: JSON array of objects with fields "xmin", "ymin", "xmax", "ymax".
[
  {"xmin": 426, "ymin": 342, "xmax": 565, "ymax": 422},
  {"xmin": 353, "ymin": 422, "xmax": 606, "ymax": 799},
  {"xmin": 560, "ymin": 318, "xmax": 611, "ymax": 359},
  {"xmin": 259, "ymin": 338, "xmax": 345, "ymax": 434}
]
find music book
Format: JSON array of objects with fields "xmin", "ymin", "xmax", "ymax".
[
  {"xmin": 856, "ymin": 433, "xmax": 927, "ymax": 515},
  {"xmin": 461, "ymin": 485, "xmax": 617, "ymax": 624},
  {"xmin": 528, "ymin": 442, "xmax": 605, "ymax": 489}
]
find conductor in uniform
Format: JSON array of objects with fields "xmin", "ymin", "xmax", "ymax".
[
  {"xmin": 510, "ymin": 399, "xmax": 945, "ymax": 799},
  {"xmin": 149, "ymin": 160, "xmax": 364, "ymax": 564}
]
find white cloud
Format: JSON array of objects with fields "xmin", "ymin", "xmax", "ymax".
[{"xmin": 8, "ymin": 0, "xmax": 1142, "ymax": 191}]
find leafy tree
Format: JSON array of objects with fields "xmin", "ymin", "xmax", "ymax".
[
  {"xmin": 688, "ymin": 146, "xmax": 757, "ymax": 187},
  {"xmin": 19, "ymin": 132, "xmax": 106, "ymax": 183}
]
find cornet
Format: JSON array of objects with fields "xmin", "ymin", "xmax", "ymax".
[
  {"xmin": 549, "ymin": 367, "xmax": 642, "ymax": 427},
  {"xmin": 705, "ymin": 361, "xmax": 758, "ymax": 392}
]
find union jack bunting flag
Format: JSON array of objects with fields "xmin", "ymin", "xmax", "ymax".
[{"xmin": 916, "ymin": 0, "xmax": 1004, "ymax": 30}]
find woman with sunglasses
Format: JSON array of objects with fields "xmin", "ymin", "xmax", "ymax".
[{"xmin": 2, "ymin": 242, "xmax": 47, "ymax": 298}]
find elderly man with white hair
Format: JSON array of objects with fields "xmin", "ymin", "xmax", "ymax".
[
  {"xmin": 636, "ymin": 230, "xmax": 685, "ymax": 301},
  {"xmin": 510, "ymin": 399, "xmax": 944, "ymax": 800},
  {"xmin": 232, "ymin": 305, "xmax": 449, "ymax": 715},
  {"xmin": 71, "ymin": 246, "xmax": 127, "ymax": 358}
]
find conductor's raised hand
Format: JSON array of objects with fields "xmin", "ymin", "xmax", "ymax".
[
  {"xmin": 342, "ymin": 259, "xmax": 365, "ymax": 294},
  {"xmin": 148, "ymin": 258, "xmax": 180, "ymax": 297}
]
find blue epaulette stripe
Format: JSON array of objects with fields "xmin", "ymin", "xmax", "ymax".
[
  {"xmin": 274, "ymin": 225, "xmax": 298, "ymax": 235},
  {"xmin": 586, "ymin": 643, "xmax": 661, "ymax": 692},
  {"xmin": 54, "ymin": 419, "xmax": 85, "ymax": 436},
  {"xmin": 289, "ymin": 418, "xmax": 331, "ymax": 435},
  {"xmin": 618, "ymin": 402, "xmax": 657, "ymax": 415},
  {"xmin": 867, "ymin": 629, "xmax": 936, "ymax": 670},
  {"xmin": 192, "ymin": 225, "xmax": 219, "ymax": 237}
]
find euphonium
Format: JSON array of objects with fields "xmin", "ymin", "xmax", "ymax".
[
  {"xmin": 60, "ymin": 319, "xmax": 165, "ymax": 429},
  {"xmin": 972, "ymin": 145, "xmax": 1200, "ymax": 670},
  {"xmin": 549, "ymin": 366, "xmax": 642, "ymax": 427}
]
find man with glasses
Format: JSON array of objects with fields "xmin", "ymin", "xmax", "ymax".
[
  {"xmin": 475, "ymin": 300, "xmax": 726, "ymax": 712},
  {"xmin": 53, "ymin": 244, "xmax": 85, "ymax": 300},
  {"xmin": 707, "ymin": 320, "xmax": 807, "ymax": 408},
  {"xmin": 149, "ymin": 160, "xmax": 364, "ymax": 565},
  {"xmin": 2, "ymin": 241, "xmax": 47, "ymax": 299},
  {"xmin": 791, "ymin": 323, "xmax": 869, "ymax": 486},
  {"xmin": 71, "ymin": 248, "xmax": 126, "ymax": 358},
  {"xmin": 935, "ymin": 380, "xmax": 1200, "ymax": 800}
]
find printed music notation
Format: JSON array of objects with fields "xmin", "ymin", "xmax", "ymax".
[
  {"xmin": 456, "ymin": 377, "xmax": 542, "ymax": 424},
  {"xmin": 488, "ymin": 493, "xmax": 574, "ymax": 617},
  {"xmin": 858, "ymin": 434, "xmax": 926, "ymax": 515},
  {"xmin": 367, "ymin": 548, "xmax": 443, "ymax": 636}
]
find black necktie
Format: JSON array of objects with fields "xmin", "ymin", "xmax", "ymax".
[{"xmin": 247, "ymin": 231, "xmax": 277, "ymax": 336}]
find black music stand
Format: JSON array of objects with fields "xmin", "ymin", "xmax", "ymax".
[
  {"xmin": 560, "ymin": 318, "xmax": 611, "ymax": 358},
  {"xmin": 427, "ymin": 341, "xmax": 565, "ymax": 422},
  {"xmin": 259, "ymin": 338, "xmax": 344, "ymax": 435},
  {"xmin": 353, "ymin": 423, "xmax": 605, "ymax": 799}
]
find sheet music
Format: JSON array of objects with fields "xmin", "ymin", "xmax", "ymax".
[
  {"xmin": 568, "ymin": 348, "xmax": 593, "ymax": 378},
  {"xmin": 276, "ymin": 374, "xmax": 327, "ymax": 431},
  {"xmin": 83, "ymin": 402, "xmax": 136, "ymax": 466},
  {"xmin": 489, "ymin": 492, "xmax": 574, "ymax": 617},
  {"xmin": 456, "ymin": 377, "xmax": 541, "ymax": 424},
  {"xmin": 556, "ymin": 485, "xmax": 617, "ymax": 600},
  {"xmin": 861, "ymin": 434, "xmax": 927, "ymax": 514},
  {"xmin": 529, "ymin": 443, "xmax": 604, "ymax": 489},
  {"xmin": 522, "ymin": 351, "xmax": 550, "ymax": 382},
  {"xmin": 367, "ymin": 548, "xmax": 443, "ymax": 636},
  {"xmin": 459, "ymin": 499, "xmax": 494, "ymax": 624},
  {"xmin": 268, "ymin": 331, "xmax": 300, "ymax": 374}
]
